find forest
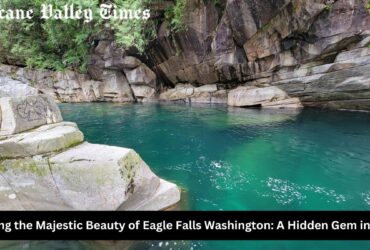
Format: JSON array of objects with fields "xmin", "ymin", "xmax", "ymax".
[{"xmin": 0, "ymin": 0, "xmax": 188, "ymax": 72}]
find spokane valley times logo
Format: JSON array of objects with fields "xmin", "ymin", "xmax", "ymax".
[{"xmin": 0, "ymin": 4, "xmax": 151, "ymax": 23}]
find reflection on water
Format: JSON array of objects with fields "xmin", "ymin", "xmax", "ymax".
[{"xmin": 4, "ymin": 103, "xmax": 368, "ymax": 249}]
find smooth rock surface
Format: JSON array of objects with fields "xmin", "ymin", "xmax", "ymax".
[
  {"xmin": 0, "ymin": 77, "xmax": 39, "ymax": 98},
  {"xmin": 0, "ymin": 122, "xmax": 84, "ymax": 158},
  {"xmin": 0, "ymin": 95, "xmax": 63, "ymax": 136},
  {"xmin": 48, "ymin": 143, "xmax": 158, "ymax": 210},
  {"xmin": 131, "ymin": 85, "xmax": 155, "ymax": 99},
  {"xmin": 120, "ymin": 179, "xmax": 181, "ymax": 211},
  {"xmin": 228, "ymin": 86, "xmax": 290, "ymax": 107},
  {"xmin": 125, "ymin": 64, "xmax": 157, "ymax": 87},
  {"xmin": 121, "ymin": 56, "xmax": 142, "ymax": 69},
  {"xmin": 0, "ymin": 156, "xmax": 71, "ymax": 210}
]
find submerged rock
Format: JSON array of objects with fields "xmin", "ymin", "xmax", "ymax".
[{"xmin": 0, "ymin": 94, "xmax": 181, "ymax": 210}]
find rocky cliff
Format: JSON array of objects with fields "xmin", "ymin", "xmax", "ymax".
[
  {"xmin": 147, "ymin": 0, "xmax": 370, "ymax": 109},
  {"xmin": 1, "ymin": 0, "xmax": 369, "ymax": 110}
]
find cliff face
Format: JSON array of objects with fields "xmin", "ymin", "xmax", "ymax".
[
  {"xmin": 1, "ymin": 0, "xmax": 369, "ymax": 110},
  {"xmin": 146, "ymin": 0, "xmax": 370, "ymax": 109}
]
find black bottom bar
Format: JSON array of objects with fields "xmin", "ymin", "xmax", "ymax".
[{"xmin": 0, "ymin": 211, "xmax": 369, "ymax": 240}]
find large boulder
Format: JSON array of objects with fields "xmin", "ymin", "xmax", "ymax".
[
  {"xmin": 0, "ymin": 76, "xmax": 39, "ymax": 98},
  {"xmin": 0, "ymin": 95, "xmax": 63, "ymax": 136},
  {"xmin": 228, "ymin": 86, "xmax": 303, "ymax": 108},
  {"xmin": 131, "ymin": 85, "xmax": 156, "ymax": 99},
  {"xmin": 48, "ymin": 143, "xmax": 179, "ymax": 210},
  {"xmin": 100, "ymin": 70, "xmax": 135, "ymax": 102},
  {"xmin": 0, "ymin": 122, "xmax": 83, "ymax": 158},
  {"xmin": 159, "ymin": 83, "xmax": 227, "ymax": 104},
  {"xmin": 121, "ymin": 56, "xmax": 142, "ymax": 69},
  {"xmin": 0, "ymin": 95, "xmax": 181, "ymax": 210},
  {"xmin": 124, "ymin": 64, "xmax": 157, "ymax": 88}
]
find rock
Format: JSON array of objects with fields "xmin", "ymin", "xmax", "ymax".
[
  {"xmin": 0, "ymin": 94, "xmax": 181, "ymax": 210},
  {"xmin": 146, "ymin": 0, "xmax": 369, "ymax": 111},
  {"xmin": 0, "ymin": 175, "xmax": 25, "ymax": 210},
  {"xmin": 124, "ymin": 64, "xmax": 157, "ymax": 87},
  {"xmin": 122, "ymin": 56, "xmax": 142, "ymax": 69},
  {"xmin": 228, "ymin": 86, "xmax": 290, "ymax": 107},
  {"xmin": 159, "ymin": 85, "xmax": 194, "ymax": 101},
  {"xmin": 0, "ymin": 138, "xmax": 181, "ymax": 211},
  {"xmin": 0, "ymin": 77, "xmax": 39, "ymax": 97},
  {"xmin": 1, "ymin": 0, "xmax": 369, "ymax": 110},
  {"xmin": 211, "ymin": 90, "xmax": 228, "ymax": 104},
  {"xmin": 0, "ymin": 156, "xmax": 72, "ymax": 210},
  {"xmin": 160, "ymin": 84, "xmax": 228, "ymax": 104},
  {"xmin": 131, "ymin": 85, "xmax": 155, "ymax": 99},
  {"xmin": 334, "ymin": 47, "xmax": 370, "ymax": 62},
  {"xmin": 261, "ymin": 98, "xmax": 303, "ymax": 109},
  {"xmin": 190, "ymin": 92, "xmax": 212, "ymax": 103},
  {"xmin": 0, "ymin": 122, "xmax": 84, "ymax": 158},
  {"xmin": 0, "ymin": 95, "xmax": 63, "ymax": 136},
  {"xmin": 48, "ymin": 143, "xmax": 162, "ymax": 210},
  {"xmin": 100, "ymin": 70, "xmax": 135, "ymax": 102},
  {"xmin": 120, "ymin": 179, "xmax": 181, "ymax": 211},
  {"xmin": 89, "ymin": 40, "xmax": 127, "ymax": 70},
  {"xmin": 79, "ymin": 80, "xmax": 102, "ymax": 102},
  {"xmin": 194, "ymin": 84, "xmax": 218, "ymax": 93}
]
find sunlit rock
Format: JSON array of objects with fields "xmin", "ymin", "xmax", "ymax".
[
  {"xmin": 0, "ymin": 94, "xmax": 181, "ymax": 210},
  {"xmin": 228, "ymin": 86, "xmax": 302, "ymax": 108},
  {"xmin": 0, "ymin": 95, "xmax": 63, "ymax": 136}
]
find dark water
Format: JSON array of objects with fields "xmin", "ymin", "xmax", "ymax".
[{"xmin": 57, "ymin": 103, "xmax": 370, "ymax": 249}]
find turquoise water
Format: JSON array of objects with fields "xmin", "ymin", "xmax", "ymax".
[{"xmin": 59, "ymin": 103, "xmax": 370, "ymax": 249}]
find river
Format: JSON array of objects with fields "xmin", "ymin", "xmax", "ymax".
[{"xmin": 57, "ymin": 103, "xmax": 370, "ymax": 249}]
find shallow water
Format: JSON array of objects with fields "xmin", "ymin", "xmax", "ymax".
[{"xmin": 58, "ymin": 103, "xmax": 370, "ymax": 249}]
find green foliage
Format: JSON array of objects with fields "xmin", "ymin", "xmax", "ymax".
[
  {"xmin": 0, "ymin": 0, "xmax": 223, "ymax": 70},
  {"xmin": 0, "ymin": 0, "xmax": 155, "ymax": 71},
  {"xmin": 110, "ymin": 0, "xmax": 157, "ymax": 52},
  {"xmin": 165, "ymin": 0, "xmax": 187, "ymax": 31},
  {"xmin": 164, "ymin": 0, "xmax": 223, "ymax": 32},
  {"xmin": 0, "ymin": 0, "xmax": 101, "ymax": 72}
]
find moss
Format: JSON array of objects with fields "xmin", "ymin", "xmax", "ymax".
[
  {"xmin": 53, "ymin": 138, "xmax": 83, "ymax": 155},
  {"xmin": 8, "ymin": 159, "xmax": 48, "ymax": 177},
  {"xmin": 66, "ymin": 140, "xmax": 83, "ymax": 150},
  {"xmin": 324, "ymin": 5, "xmax": 332, "ymax": 11},
  {"xmin": 0, "ymin": 164, "xmax": 6, "ymax": 173},
  {"xmin": 122, "ymin": 151, "xmax": 141, "ymax": 172},
  {"xmin": 95, "ymin": 174, "xmax": 107, "ymax": 186},
  {"xmin": 118, "ymin": 151, "xmax": 141, "ymax": 185}
]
